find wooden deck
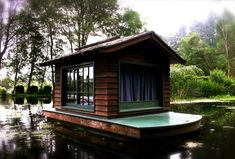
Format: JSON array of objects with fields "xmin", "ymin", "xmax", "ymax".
[{"xmin": 43, "ymin": 108, "xmax": 202, "ymax": 139}]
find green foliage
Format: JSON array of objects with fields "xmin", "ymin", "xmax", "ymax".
[
  {"xmin": 216, "ymin": 10, "xmax": 235, "ymax": 77},
  {"xmin": 209, "ymin": 69, "xmax": 235, "ymax": 95},
  {"xmin": 114, "ymin": 9, "xmax": 145, "ymax": 36},
  {"xmin": 178, "ymin": 33, "xmax": 219, "ymax": 75},
  {"xmin": 170, "ymin": 65, "xmax": 204, "ymax": 100},
  {"xmin": 198, "ymin": 80, "xmax": 226, "ymax": 97},
  {"xmin": 3, "ymin": 0, "xmax": 144, "ymax": 91},
  {"xmin": 39, "ymin": 85, "xmax": 52, "ymax": 95},
  {"xmin": 209, "ymin": 69, "xmax": 232, "ymax": 86},
  {"xmin": 169, "ymin": 11, "xmax": 235, "ymax": 78},
  {"xmin": 0, "ymin": 86, "xmax": 7, "ymax": 97},
  {"xmin": 15, "ymin": 85, "xmax": 25, "ymax": 94},
  {"xmin": 60, "ymin": 0, "xmax": 120, "ymax": 47},
  {"xmin": 28, "ymin": 86, "xmax": 38, "ymax": 94},
  {"xmin": 0, "ymin": 0, "xmax": 18, "ymax": 66},
  {"xmin": 0, "ymin": 77, "xmax": 13, "ymax": 90},
  {"xmin": 171, "ymin": 65, "xmax": 235, "ymax": 100}
]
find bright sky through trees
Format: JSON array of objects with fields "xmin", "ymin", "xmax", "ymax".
[
  {"xmin": 1, "ymin": 0, "xmax": 235, "ymax": 78},
  {"xmin": 118, "ymin": 0, "xmax": 235, "ymax": 36}
]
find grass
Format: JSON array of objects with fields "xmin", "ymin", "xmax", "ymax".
[
  {"xmin": 171, "ymin": 95, "xmax": 235, "ymax": 103},
  {"xmin": 212, "ymin": 95, "xmax": 235, "ymax": 101}
]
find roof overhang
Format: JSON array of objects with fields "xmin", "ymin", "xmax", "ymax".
[{"xmin": 39, "ymin": 31, "xmax": 185, "ymax": 66}]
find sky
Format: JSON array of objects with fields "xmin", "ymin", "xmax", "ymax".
[{"xmin": 117, "ymin": 0, "xmax": 235, "ymax": 36}]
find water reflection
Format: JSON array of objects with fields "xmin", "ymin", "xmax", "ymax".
[
  {"xmin": 14, "ymin": 96, "xmax": 24, "ymax": 104},
  {"xmin": 1, "ymin": 97, "xmax": 235, "ymax": 159},
  {"xmin": 27, "ymin": 96, "xmax": 38, "ymax": 105}
]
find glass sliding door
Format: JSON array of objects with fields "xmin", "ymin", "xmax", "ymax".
[{"xmin": 62, "ymin": 63, "xmax": 94, "ymax": 111}]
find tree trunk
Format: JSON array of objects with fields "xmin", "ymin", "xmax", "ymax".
[
  {"xmin": 217, "ymin": 23, "xmax": 233, "ymax": 77},
  {"xmin": 39, "ymin": 66, "xmax": 47, "ymax": 90},
  {"xmin": 27, "ymin": 45, "xmax": 36, "ymax": 93},
  {"xmin": 49, "ymin": 24, "xmax": 55, "ymax": 95},
  {"xmin": 0, "ymin": 53, "xmax": 3, "ymax": 68},
  {"xmin": 27, "ymin": 63, "xmax": 34, "ymax": 93},
  {"xmin": 13, "ymin": 67, "xmax": 18, "ymax": 94},
  {"xmin": 0, "ymin": 8, "xmax": 17, "ymax": 67},
  {"xmin": 223, "ymin": 34, "xmax": 233, "ymax": 77},
  {"xmin": 13, "ymin": 47, "xmax": 19, "ymax": 94}
]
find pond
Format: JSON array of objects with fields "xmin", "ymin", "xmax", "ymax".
[{"xmin": 0, "ymin": 97, "xmax": 235, "ymax": 159}]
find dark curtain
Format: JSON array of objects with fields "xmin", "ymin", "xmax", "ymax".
[{"xmin": 120, "ymin": 64, "xmax": 158, "ymax": 102}]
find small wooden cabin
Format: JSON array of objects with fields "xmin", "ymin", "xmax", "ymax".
[{"xmin": 40, "ymin": 31, "xmax": 201, "ymax": 138}]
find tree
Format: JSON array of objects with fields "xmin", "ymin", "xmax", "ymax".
[
  {"xmin": 190, "ymin": 13, "xmax": 216, "ymax": 47},
  {"xmin": 3, "ymin": 0, "xmax": 145, "ymax": 92},
  {"xmin": 59, "ymin": 0, "xmax": 145, "ymax": 52},
  {"xmin": 0, "ymin": 0, "xmax": 19, "ymax": 67},
  {"xmin": 106, "ymin": 9, "xmax": 145, "ymax": 36},
  {"xmin": 26, "ymin": 0, "xmax": 64, "ymax": 92},
  {"xmin": 0, "ymin": 76, "xmax": 13, "ymax": 90},
  {"xmin": 165, "ymin": 25, "xmax": 187, "ymax": 51},
  {"xmin": 16, "ymin": 11, "xmax": 45, "ymax": 92},
  {"xmin": 59, "ymin": 0, "xmax": 118, "ymax": 51},
  {"xmin": 178, "ymin": 32, "xmax": 219, "ymax": 75},
  {"xmin": 6, "ymin": 33, "xmax": 27, "ymax": 93},
  {"xmin": 216, "ymin": 10, "xmax": 235, "ymax": 77}
]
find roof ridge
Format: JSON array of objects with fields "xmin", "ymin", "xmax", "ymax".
[{"xmin": 75, "ymin": 36, "xmax": 120, "ymax": 51}]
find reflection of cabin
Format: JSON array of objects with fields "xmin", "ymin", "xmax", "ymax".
[{"xmin": 40, "ymin": 31, "xmax": 202, "ymax": 139}]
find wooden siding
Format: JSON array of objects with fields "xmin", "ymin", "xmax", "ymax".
[
  {"xmin": 163, "ymin": 60, "xmax": 170, "ymax": 111},
  {"xmin": 94, "ymin": 56, "xmax": 119, "ymax": 117},
  {"xmin": 53, "ymin": 52, "xmax": 171, "ymax": 118},
  {"xmin": 54, "ymin": 65, "xmax": 62, "ymax": 109}
]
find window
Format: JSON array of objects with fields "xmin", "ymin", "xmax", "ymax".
[
  {"xmin": 62, "ymin": 63, "xmax": 94, "ymax": 111},
  {"xmin": 120, "ymin": 63, "xmax": 162, "ymax": 112}
]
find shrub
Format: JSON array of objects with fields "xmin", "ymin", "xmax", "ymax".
[
  {"xmin": 170, "ymin": 66, "xmax": 234, "ymax": 100},
  {"xmin": 209, "ymin": 69, "xmax": 232, "ymax": 87},
  {"xmin": 0, "ymin": 86, "xmax": 7, "ymax": 97},
  {"xmin": 28, "ymin": 86, "xmax": 38, "ymax": 94},
  {"xmin": 0, "ymin": 77, "xmax": 13, "ymax": 90},
  {"xmin": 228, "ymin": 82, "xmax": 235, "ymax": 95},
  {"xmin": 170, "ymin": 65, "xmax": 204, "ymax": 100},
  {"xmin": 198, "ymin": 80, "xmax": 226, "ymax": 97},
  {"xmin": 15, "ymin": 85, "xmax": 25, "ymax": 94},
  {"xmin": 43, "ymin": 86, "xmax": 52, "ymax": 94}
]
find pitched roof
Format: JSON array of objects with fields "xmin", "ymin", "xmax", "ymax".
[{"xmin": 39, "ymin": 31, "xmax": 185, "ymax": 66}]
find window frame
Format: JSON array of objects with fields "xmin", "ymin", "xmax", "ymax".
[
  {"xmin": 119, "ymin": 61, "xmax": 163, "ymax": 112},
  {"xmin": 61, "ymin": 62, "xmax": 94, "ymax": 112}
]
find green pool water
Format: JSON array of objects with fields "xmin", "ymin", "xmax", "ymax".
[{"xmin": 110, "ymin": 112, "xmax": 202, "ymax": 128}]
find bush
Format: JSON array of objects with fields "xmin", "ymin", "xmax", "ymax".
[
  {"xmin": 28, "ymin": 86, "xmax": 38, "ymax": 94},
  {"xmin": 43, "ymin": 86, "xmax": 52, "ymax": 94},
  {"xmin": 228, "ymin": 82, "xmax": 235, "ymax": 95},
  {"xmin": 0, "ymin": 86, "xmax": 7, "ymax": 97},
  {"xmin": 0, "ymin": 77, "xmax": 13, "ymax": 90},
  {"xmin": 170, "ymin": 66, "xmax": 234, "ymax": 100},
  {"xmin": 15, "ymin": 85, "xmax": 25, "ymax": 94},
  {"xmin": 198, "ymin": 80, "xmax": 226, "ymax": 97},
  {"xmin": 170, "ymin": 65, "xmax": 204, "ymax": 100},
  {"xmin": 209, "ymin": 69, "xmax": 232, "ymax": 87}
]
